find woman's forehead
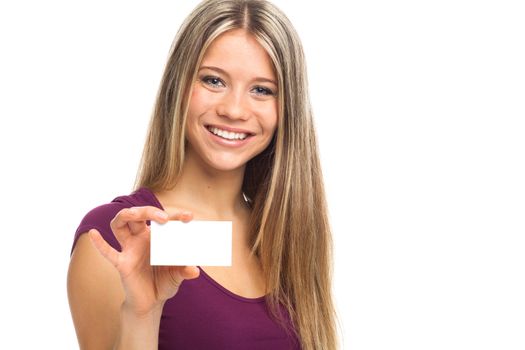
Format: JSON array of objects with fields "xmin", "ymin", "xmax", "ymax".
[{"xmin": 200, "ymin": 29, "xmax": 276, "ymax": 81}]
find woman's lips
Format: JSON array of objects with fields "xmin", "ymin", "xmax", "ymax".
[
  {"xmin": 205, "ymin": 124, "xmax": 254, "ymax": 135},
  {"xmin": 205, "ymin": 125, "xmax": 253, "ymax": 147}
]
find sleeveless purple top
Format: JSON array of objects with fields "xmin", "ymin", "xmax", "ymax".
[{"xmin": 71, "ymin": 187, "xmax": 301, "ymax": 350}]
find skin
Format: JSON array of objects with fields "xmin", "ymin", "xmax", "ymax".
[{"xmin": 67, "ymin": 28, "xmax": 279, "ymax": 349}]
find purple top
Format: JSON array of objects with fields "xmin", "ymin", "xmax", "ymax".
[{"xmin": 71, "ymin": 187, "xmax": 301, "ymax": 350}]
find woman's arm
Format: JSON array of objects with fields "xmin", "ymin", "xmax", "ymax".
[
  {"xmin": 67, "ymin": 233, "xmax": 128, "ymax": 349},
  {"xmin": 67, "ymin": 206, "xmax": 199, "ymax": 350}
]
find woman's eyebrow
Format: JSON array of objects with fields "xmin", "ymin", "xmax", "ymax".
[{"xmin": 199, "ymin": 65, "xmax": 277, "ymax": 86}]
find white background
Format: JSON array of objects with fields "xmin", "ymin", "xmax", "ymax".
[{"xmin": 1, "ymin": 1, "xmax": 524, "ymax": 349}]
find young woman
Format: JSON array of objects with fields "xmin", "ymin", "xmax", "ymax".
[{"xmin": 67, "ymin": 0, "xmax": 338, "ymax": 349}]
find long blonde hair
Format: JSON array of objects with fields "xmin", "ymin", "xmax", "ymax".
[{"xmin": 133, "ymin": 1, "xmax": 339, "ymax": 348}]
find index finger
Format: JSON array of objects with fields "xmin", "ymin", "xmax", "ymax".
[
  {"xmin": 112, "ymin": 206, "xmax": 193, "ymax": 227},
  {"xmin": 166, "ymin": 209, "xmax": 193, "ymax": 223},
  {"xmin": 110, "ymin": 207, "xmax": 161, "ymax": 242},
  {"xmin": 130, "ymin": 206, "xmax": 194, "ymax": 224},
  {"xmin": 110, "ymin": 206, "xmax": 167, "ymax": 232}
]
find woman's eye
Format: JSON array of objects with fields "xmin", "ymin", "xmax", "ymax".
[
  {"xmin": 200, "ymin": 76, "xmax": 274, "ymax": 96},
  {"xmin": 201, "ymin": 76, "xmax": 224, "ymax": 88},
  {"xmin": 252, "ymin": 86, "xmax": 275, "ymax": 96}
]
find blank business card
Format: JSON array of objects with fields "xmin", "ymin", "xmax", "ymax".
[{"xmin": 150, "ymin": 220, "xmax": 232, "ymax": 266}]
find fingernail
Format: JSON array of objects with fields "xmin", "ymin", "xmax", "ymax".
[{"xmin": 156, "ymin": 211, "xmax": 168, "ymax": 219}]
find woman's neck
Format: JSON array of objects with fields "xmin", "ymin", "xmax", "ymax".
[{"xmin": 155, "ymin": 147, "xmax": 249, "ymax": 221}]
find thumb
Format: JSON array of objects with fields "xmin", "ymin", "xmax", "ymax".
[
  {"xmin": 179, "ymin": 266, "xmax": 200, "ymax": 280},
  {"xmin": 88, "ymin": 228, "xmax": 119, "ymax": 267}
]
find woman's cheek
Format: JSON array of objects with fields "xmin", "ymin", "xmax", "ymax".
[
  {"xmin": 261, "ymin": 102, "xmax": 279, "ymax": 130},
  {"xmin": 189, "ymin": 85, "xmax": 213, "ymax": 113}
]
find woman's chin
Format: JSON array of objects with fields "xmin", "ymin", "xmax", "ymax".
[
  {"xmin": 204, "ymin": 157, "xmax": 247, "ymax": 173},
  {"xmin": 209, "ymin": 162, "xmax": 246, "ymax": 173}
]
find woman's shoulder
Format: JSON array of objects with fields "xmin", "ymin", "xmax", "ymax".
[{"xmin": 70, "ymin": 187, "xmax": 160, "ymax": 254}]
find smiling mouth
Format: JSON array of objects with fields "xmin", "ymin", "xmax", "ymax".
[{"xmin": 206, "ymin": 126, "xmax": 253, "ymax": 141}]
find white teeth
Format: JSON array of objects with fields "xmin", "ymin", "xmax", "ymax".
[{"xmin": 208, "ymin": 126, "xmax": 248, "ymax": 140}]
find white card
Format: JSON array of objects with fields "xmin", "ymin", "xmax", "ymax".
[{"xmin": 150, "ymin": 220, "xmax": 232, "ymax": 266}]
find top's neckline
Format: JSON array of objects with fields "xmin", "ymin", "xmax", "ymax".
[
  {"xmin": 197, "ymin": 266, "xmax": 267, "ymax": 303},
  {"xmin": 137, "ymin": 186, "xmax": 268, "ymax": 303}
]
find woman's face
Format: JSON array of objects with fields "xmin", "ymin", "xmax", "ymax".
[{"xmin": 185, "ymin": 28, "xmax": 278, "ymax": 173}]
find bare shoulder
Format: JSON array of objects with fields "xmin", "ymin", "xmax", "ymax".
[{"xmin": 67, "ymin": 233, "xmax": 124, "ymax": 349}]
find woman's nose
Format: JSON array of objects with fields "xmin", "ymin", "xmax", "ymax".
[{"xmin": 216, "ymin": 89, "xmax": 249, "ymax": 121}]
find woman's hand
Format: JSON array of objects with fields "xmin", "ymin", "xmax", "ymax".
[{"xmin": 88, "ymin": 205, "xmax": 200, "ymax": 316}]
